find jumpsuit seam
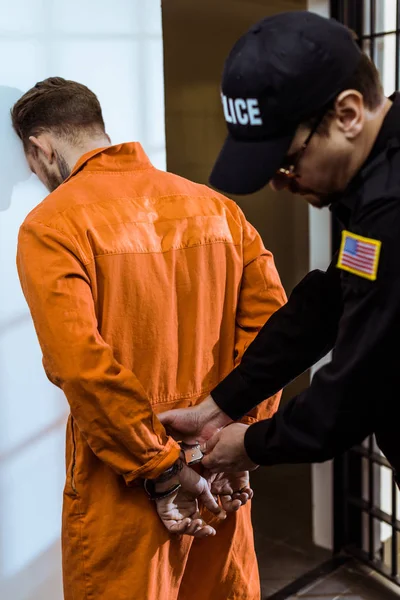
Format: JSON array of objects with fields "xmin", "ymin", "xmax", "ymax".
[
  {"xmin": 84, "ymin": 213, "xmax": 236, "ymax": 230},
  {"xmin": 83, "ymin": 167, "xmax": 154, "ymax": 174},
  {"xmin": 150, "ymin": 382, "xmax": 225, "ymax": 405},
  {"xmin": 75, "ymin": 498, "xmax": 92, "ymax": 600},
  {"xmin": 34, "ymin": 191, "xmax": 236, "ymax": 228},
  {"xmin": 21, "ymin": 221, "xmax": 91, "ymax": 266},
  {"xmin": 70, "ymin": 417, "xmax": 78, "ymax": 494},
  {"xmin": 92, "ymin": 239, "xmax": 240, "ymax": 258}
]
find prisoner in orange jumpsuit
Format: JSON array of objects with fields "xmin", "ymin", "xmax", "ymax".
[{"xmin": 13, "ymin": 78, "xmax": 286, "ymax": 600}]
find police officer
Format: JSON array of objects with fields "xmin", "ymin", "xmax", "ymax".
[{"xmin": 159, "ymin": 11, "xmax": 400, "ymax": 482}]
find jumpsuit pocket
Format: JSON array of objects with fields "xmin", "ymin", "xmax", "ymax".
[{"xmin": 66, "ymin": 415, "xmax": 78, "ymax": 495}]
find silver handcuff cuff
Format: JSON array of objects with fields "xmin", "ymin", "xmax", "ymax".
[{"xmin": 180, "ymin": 441, "xmax": 204, "ymax": 466}]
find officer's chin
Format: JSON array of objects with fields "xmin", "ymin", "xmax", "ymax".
[
  {"xmin": 303, "ymin": 192, "xmax": 337, "ymax": 208},
  {"xmin": 304, "ymin": 194, "xmax": 325, "ymax": 208}
]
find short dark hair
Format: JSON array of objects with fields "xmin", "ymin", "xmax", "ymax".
[
  {"xmin": 11, "ymin": 77, "xmax": 106, "ymax": 149},
  {"xmin": 304, "ymin": 52, "xmax": 384, "ymax": 134}
]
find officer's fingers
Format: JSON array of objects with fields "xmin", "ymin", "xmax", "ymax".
[
  {"xmin": 157, "ymin": 417, "xmax": 182, "ymax": 441},
  {"xmin": 158, "ymin": 410, "xmax": 197, "ymax": 439},
  {"xmin": 200, "ymin": 431, "xmax": 221, "ymax": 455},
  {"xmin": 201, "ymin": 451, "xmax": 227, "ymax": 473}
]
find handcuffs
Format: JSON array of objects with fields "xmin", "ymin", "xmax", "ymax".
[
  {"xmin": 180, "ymin": 442, "xmax": 204, "ymax": 466},
  {"xmin": 144, "ymin": 442, "xmax": 204, "ymax": 500}
]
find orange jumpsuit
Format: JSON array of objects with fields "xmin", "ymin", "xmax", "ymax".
[{"xmin": 17, "ymin": 143, "xmax": 286, "ymax": 600}]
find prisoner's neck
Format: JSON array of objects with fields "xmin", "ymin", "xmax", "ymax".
[{"xmin": 62, "ymin": 134, "xmax": 112, "ymax": 173}]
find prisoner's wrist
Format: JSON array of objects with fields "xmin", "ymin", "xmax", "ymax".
[{"xmin": 153, "ymin": 460, "xmax": 183, "ymax": 492}]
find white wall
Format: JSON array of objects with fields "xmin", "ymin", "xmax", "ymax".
[{"xmin": 0, "ymin": 2, "xmax": 166, "ymax": 598}]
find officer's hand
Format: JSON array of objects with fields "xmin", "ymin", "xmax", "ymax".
[
  {"xmin": 206, "ymin": 470, "xmax": 253, "ymax": 512},
  {"xmin": 158, "ymin": 395, "xmax": 231, "ymax": 445},
  {"xmin": 201, "ymin": 424, "xmax": 259, "ymax": 473}
]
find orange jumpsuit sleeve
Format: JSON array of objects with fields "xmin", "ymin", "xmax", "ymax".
[
  {"xmin": 17, "ymin": 221, "xmax": 180, "ymax": 483},
  {"xmin": 233, "ymin": 207, "xmax": 287, "ymax": 423}
]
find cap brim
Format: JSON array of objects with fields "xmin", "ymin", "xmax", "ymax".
[{"xmin": 209, "ymin": 131, "xmax": 295, "ymax": 195}]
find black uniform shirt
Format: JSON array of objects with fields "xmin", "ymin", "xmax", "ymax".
[{"xmin": 212, "ymin": 93, "xmax": 400, "ymax": 471}]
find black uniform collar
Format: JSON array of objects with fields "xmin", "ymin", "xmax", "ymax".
[
  {"xmin": 364, "ymin": 92, "xmax": 400, "ymax": 167},
  {"xmin": 332, "ymin": 92, "xmax": 400, "ymax": 220}
]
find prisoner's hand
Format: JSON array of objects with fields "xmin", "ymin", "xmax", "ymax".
[
  {"xmin": 207, "ymin": 471, "xmax": 253, "ymax": 512},
  {"xmin": 155, "ymin": 463, "xmax": 226, "ymax": 538},
  {"xmin": 201, "ymin": 424, "xmax": 259, "ymax": 473},
  {"xmin": 155, "ymin": 488, "xmax": 214, "ymax": 538}
]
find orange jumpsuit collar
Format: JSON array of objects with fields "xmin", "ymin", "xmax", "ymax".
[{"xmin": 66, "ymin": 142, "xmax": 154, "ymax": 182}]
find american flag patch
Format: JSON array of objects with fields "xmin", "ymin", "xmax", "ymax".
[{"xmin": 337, "ymin": 230, "xmax": 381, "ymax": 281}]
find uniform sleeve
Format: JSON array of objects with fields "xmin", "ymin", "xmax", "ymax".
[
  {"xmin": 17, "ymin": 221, "xmax": 180, "ymax": 483},
  {"xmin": 234, "ymin": 208, "xmax": 287, "ymax": 424},
  {"xmin": 212, "ymin": 255, "xmax": 343, "ymax": 419},
  {"xmin": 244, "ymin": 195, "xmax": 400, "ymax": 465}
]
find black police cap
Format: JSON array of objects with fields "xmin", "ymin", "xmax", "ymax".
[{"xmin": 209, "ymin": 11, "xmax": 362, "ymax": 195}]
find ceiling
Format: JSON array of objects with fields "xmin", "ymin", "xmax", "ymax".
[{"xmin": 162, "ymin": 0, "xmax": 308, "ymax": 23}]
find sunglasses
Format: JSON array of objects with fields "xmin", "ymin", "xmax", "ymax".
[{"xmin": 275, "ymin": 112, "xmax": 326, "ymax": 182}]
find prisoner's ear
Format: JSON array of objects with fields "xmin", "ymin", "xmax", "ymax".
[{"xmin": 28, "ymin": 134, "xmax": 54, "ymax": 163}]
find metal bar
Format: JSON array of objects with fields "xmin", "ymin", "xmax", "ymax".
[
  {"xmin": 343, "ymin": 451, "xmax": 350, "ymax": 547},
  {"xmin": 266, "ymin": 556, "xmax": 351, "ymax": 600},
  {"xmin": 340, "ymin": 0, "xmax": 345, "ymax": 23},
  {"xmin": 352, "ymin": 0, "xmax": 364, "ymax": 40},
  {"xmin": 334, "ymin": 453, "xmax": 347, "ymax": 553},
  {"xmin": 359, "ymin": 0, "xmax": 365, "ymax": 39},
  {"xmin": 351, "ymin": 445, "xmax": 393, "ymax": 470},
  {"xmin": 370, "ymin": 0, "xmax": 376, "ymax": 62},
  {"xmin": 359, "ymin": 29, "xmax": 400, "ymax": 41},
  {"xmin": 392, "ymin": 474, "xmax": 398, "ymax": 577},
  {"xmin": 397, "ymin": 0, "xmax": 400, "ymax": 90},
  {"xmin": 346, "ymin": 497, "xmax": 400, "ymax": 532},
  {"xmin": 345, "ymin": 545, "xmax": 400, "ymax": 587},
  {"xmin": 368, "ymin": 436, "xmax": 375, "ymax": 561},
  {"xmin": 329, "ymin": 0, "xmax": 340, "ymax": 22}
]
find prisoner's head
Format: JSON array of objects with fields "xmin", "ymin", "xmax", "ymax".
[{"xmin": 11, "ymin": 77, "xmax": 108, "ymax": 192}]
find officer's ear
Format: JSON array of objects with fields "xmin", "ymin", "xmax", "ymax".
[{"xmin": 333, "ymin": 90, "xmax": 364, "ymax": 140}]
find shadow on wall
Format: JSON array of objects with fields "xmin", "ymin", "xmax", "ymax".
[{"xmin": 0, "ymin": 87, "xmax": 31, "ymax": 212}]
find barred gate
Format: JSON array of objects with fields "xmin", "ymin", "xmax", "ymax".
[{"xmin": 331, "ymin": 0, "xmax": 400, "ymax": 587}]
